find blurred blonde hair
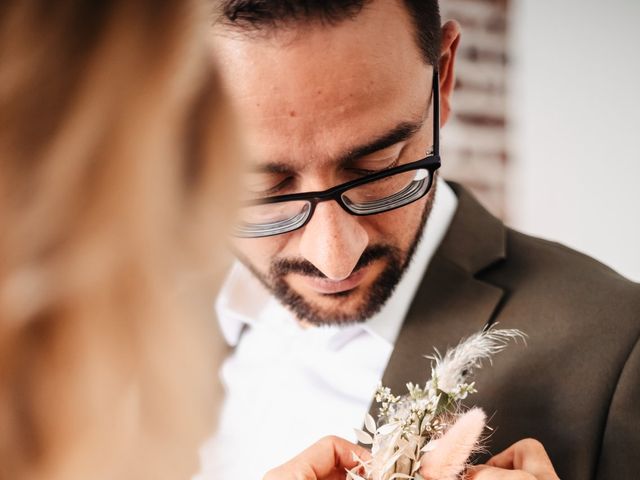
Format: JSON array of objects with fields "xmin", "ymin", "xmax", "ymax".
[{"xmin": 0, "ymin": 1, "xmax": 235, "ymax": 479}]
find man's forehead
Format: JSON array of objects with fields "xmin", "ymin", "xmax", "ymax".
[
  {"xmin": 212, "ymin": 0, "xmax": 432, "ymax": 169},
  {"xmin": 214, "ymin": 36, "xmax": 420, "ymax": 115},
  {"xmin": 218, "ymin": 61, "xmax": 429, "ymax": 168},
  {"xmin": 213, "ymin": 0, "xmax": 427, "ymax": 100}
]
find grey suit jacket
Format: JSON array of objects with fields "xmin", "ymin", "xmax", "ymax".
[{"xmin": 374, "ymin": 183, "xmax": 640, "ymax": 480}]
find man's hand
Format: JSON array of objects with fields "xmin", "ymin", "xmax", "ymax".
[
  {"xmin": 263, "ymin": 435, "xmax": 370, "ymax": 480},
  {"xmin": 466, "ymin": 438, "xmax": 560, "ymax": 480}
]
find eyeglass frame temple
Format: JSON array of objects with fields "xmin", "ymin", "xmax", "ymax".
[{"xmin": 432, "ymin": 66, "xmax": 440, "ymax": 158}]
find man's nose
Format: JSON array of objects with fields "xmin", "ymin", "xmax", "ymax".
[{"xmin": 298, "ymin": 200, "xmax": 369, "ymax": 280}]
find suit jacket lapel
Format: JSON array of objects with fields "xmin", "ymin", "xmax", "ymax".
[{"xmin": 370, "ymin": 182, "xmax": 507, "ymax": 415}]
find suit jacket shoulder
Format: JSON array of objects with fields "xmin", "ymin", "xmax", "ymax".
[
  {"xmin": 378, "ymin": 182, "xmax": 640, "ymax": 480},
  {"xmin": 482, "ymin": 226, "xmax": 640, "ymax": 480}
]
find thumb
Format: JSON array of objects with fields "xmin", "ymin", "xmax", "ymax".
[{"xmin": 264, "ymin": 436, "xmax": 371, "ymax": 480}]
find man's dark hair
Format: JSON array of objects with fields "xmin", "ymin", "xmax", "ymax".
[{"xmin": 220, "ymin": 0, "xmax": 442, "ymax": 66}]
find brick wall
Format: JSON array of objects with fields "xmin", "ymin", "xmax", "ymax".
[{"xmin": 439, "ymin": 0, "xmax": 509, "ymax": 218}]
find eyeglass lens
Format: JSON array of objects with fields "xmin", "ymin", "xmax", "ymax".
[{"xmin": 235, "ymin": 168, "xmax": 432, "ymax": 238}]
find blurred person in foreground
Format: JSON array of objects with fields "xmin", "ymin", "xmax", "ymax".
[
  {"xmin": 0, "ymin": 1, "xmax": 369, "ymax": 479},
  {"xmin": 0, "ymin": 1, "xmax": 239, "ymax": 479},
  {"xmin": 199, "ymin": 0, "xmax": 640, "ymax": 479}
]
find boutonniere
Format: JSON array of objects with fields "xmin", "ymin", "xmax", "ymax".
[{"xmin": 348, "ymin": 326, "xmax": 525, "ymax": 480}]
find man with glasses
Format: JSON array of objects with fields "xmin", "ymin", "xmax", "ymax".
[{"xmin": 200, "ymin": 1, "xmax": 640, "ymax": 479}]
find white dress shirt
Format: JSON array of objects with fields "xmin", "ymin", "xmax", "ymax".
[{"xmin": 195, "ymin": 178, "xmax": 457, "ymax": 480}]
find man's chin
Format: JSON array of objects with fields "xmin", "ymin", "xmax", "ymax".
[
  {"xmin": 271, "ymin": 249, "xmax": 409, "ymax": 326},
  {"xmin": 287, "ymin": 285, "xmax": 371, "ymax": 325},
  {"xmin": 272, "ymin": 271, "xmax": 399, "ymax": 327}
]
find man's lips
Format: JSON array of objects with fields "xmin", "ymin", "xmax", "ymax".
[{"xmin": 296, "ymin": 267, "xmax": 368, "ymax": 295}]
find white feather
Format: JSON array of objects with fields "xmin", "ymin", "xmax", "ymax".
[{"xmin": 427, "ymin": 327, "xmax": 526, "ymax": 393}]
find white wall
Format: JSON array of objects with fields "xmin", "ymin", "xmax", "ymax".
[{"xmin": 508, "ymin": 0, "xmax": 640, "ymax": 282}]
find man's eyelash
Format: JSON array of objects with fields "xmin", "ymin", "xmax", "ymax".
[
  {"xmin": 348, "ymin": 158, "xmax": 400, "ymax": 175},
  {"xmin": 258, "ymin": 177, "xmax": 293, "ymax": 196}
]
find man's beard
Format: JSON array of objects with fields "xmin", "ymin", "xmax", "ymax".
[{"xmin": 241, "ymin": 184, "xmax": 437, "ymax": 327}]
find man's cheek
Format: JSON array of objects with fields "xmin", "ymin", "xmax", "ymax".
[
  {"xmin": 373, "ymin": 201, "xmax": 426, "ymax": 245},
  {"xmin": 365, "ymin": 216, "xmax": 406, "ymax": 246}
]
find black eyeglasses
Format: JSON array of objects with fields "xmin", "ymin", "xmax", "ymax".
[{"xmin": 235, "ymin": 69, "xmax": 442, "ymax": 238}]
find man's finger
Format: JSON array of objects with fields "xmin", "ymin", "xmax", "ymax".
[
  {"xmin": 486, "ymin": 439, "xmax": 559, "ymax": 480},
  {"xmin": 465, "ymin": 465, "xmax": 536, "ymax": 479},
  {"xmin": 264, "ymin": 436, "xmax": 371, "ymax": 479},
  {"xmin": 300, "ymin": 435, "xmax": 371, "ymax": 475}
]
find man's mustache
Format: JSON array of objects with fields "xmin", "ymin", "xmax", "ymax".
[{"xmin": 270, "ymin": 244, "xmax": 399, "ymax": 279}]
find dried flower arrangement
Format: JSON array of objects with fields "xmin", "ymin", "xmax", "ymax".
[{"xmin": 348, "ymin": 327, "xmax": 525, "ymax": 480}]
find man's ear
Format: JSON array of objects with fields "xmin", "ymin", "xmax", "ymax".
[{"xmin": 438, "ymin": 20, "xmax": 461, "ymax": 126}]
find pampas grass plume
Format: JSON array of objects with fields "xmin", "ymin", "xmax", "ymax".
[{"xmin": 419, "ymin": 408, "xmax": 486, "ymax": 480}]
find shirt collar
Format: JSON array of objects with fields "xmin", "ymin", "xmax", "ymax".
[
  {"xmin": 216, "ymin": 177, "xmax": 458, "ymax": 349},
  {"xmin": 215, "ymin": 262, "xmax": 270, "ymax": 346}
]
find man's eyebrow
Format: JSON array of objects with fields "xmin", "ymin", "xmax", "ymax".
[
  {"xmin": 250, "ymin": 162, "xmax": 294, "ymax": 175},
  {"xmin": 249, "ymin": 119, "xmax": 424, "ymax": 175},
  {"xmin": 338, "ymin": 120, "xmax": 424, "ymax": 167}
]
